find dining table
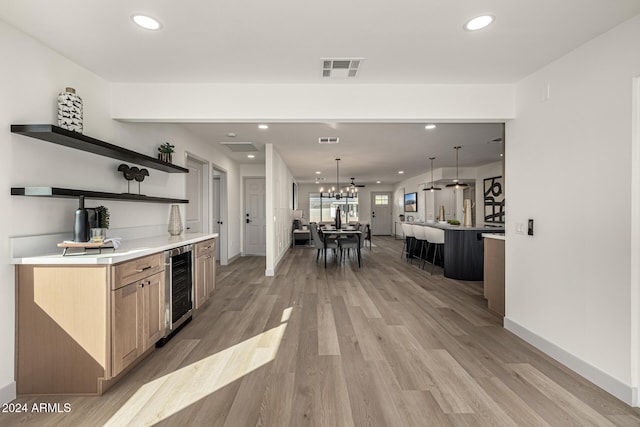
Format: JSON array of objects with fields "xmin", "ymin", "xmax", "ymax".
[{"xmin": 321, "ymin": 228, "xmax": 362, "ymax": 268}]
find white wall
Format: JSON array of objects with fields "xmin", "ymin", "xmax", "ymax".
[
  {"xmin": 505, "ymin": 14, "xmax": 640, "ymax": 405},
  {"xmin": 112, "ymin": 83, "xmax": 515, "ymax": 122},
  {"xmin": 296, "ymin": 183, "xmax": 394, "ymax": 226},
  {"xmin": 0, "ymin": 20, "xmax": 241, "ymax": 403},
  {"xmin": 393, "ymin": 167, "xmax": 480, "ymax": 225},
  {"xmin": 265, "ymin": 144, "xmax": 294, "ymax": 276}
]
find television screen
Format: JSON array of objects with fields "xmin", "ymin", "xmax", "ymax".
[{"xmin": 404, "ymin": 192, "xmax": 417, "ymax": 212}]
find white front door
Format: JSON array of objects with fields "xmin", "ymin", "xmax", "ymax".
[
  {"xmin": 371, "ymin": 192, "xmax": 392, "ymax": 235},
  {"xmin": 212, "ymin": 176, "xmax": 221, "ymax": 234},
  {"xmin": 244, "ymin": 178, "xmax": 266, "ymax": 255}
]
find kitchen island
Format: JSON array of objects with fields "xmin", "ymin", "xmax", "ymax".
[
  {"xmin": 11, "ymin": 232, "xmax": 217, "ymax": 396},
  {"xmin": 407, "ymin": 222, "xmax": 504, "ymax": 281}
]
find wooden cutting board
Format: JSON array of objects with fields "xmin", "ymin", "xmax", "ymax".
[{"xmin": 57, "ymin": 241, "xmax": 112, "ymax": 248}]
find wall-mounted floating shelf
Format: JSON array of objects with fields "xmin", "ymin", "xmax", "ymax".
[
  {"xmin": 11, "ymin": 124, "xmax": 189, "ymax": 174},
  {"xmin": 11, "ymin": 187, "xmax": 188, "ymax": 204}
]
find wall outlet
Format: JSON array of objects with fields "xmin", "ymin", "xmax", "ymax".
[{"xmin": 515, "ymin": 222, "xmax": 525, "ymax": 234}]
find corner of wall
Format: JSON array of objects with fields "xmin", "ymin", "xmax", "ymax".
[
  {"xmin": 504, "ymin": 317, "xmax": 636, "ymax": 406},
  {"xmin": 0, "ymin": 381, "xmax": 16, "ymax": 404}
]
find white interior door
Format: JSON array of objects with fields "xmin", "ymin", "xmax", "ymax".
[
  {"xmin": 244, "ymin": 178, "xmax": 266, "ymax": 255},
  {"xmin": 185, "ymin": 155, "xmax": 208, "ymax": 233},
  {"xmin": 371, "ymin": 192, "xmax": 392, "ymax": 235}
]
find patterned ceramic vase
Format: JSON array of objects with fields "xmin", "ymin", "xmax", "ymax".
[
  {"xmin": 168, "ymin": 205, "xmax": 183, "ymax": 236},
  {"xmin": 57, "ymin": 87, "xmax": 83, "ymax": 133}
]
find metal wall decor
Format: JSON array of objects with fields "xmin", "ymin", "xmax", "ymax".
[
  {"xmin": 483, "ymin": 176, "xmax": 505, "ymax": 223},
  {"xmin": 118, "ymin": 164, "xmax": 149, "ymax": 195}
]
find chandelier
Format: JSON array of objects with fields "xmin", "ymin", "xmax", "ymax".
[{"xmin": 319, "ymin": 158, "xmax": 357, "ymax": 200}]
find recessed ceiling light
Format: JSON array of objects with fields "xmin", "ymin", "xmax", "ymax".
[
  {"xmin": 131, "ymin": 14, "xmax": 162, "ymax": 30},
  {"xmin": 425, "ymin": 124, "xmax": 437, "ymax": 130},
  {"xmin": 318, "ymin": 137, "xmax": 339, "ymax": 144},
  {"xmin": 376, "ymin": 181, "xmax": 381, "ymax": 184},
  {"xmin": 226, "ymin": 132, "xmax": 236, "ymax": 138},
  {"xmin": 315, "ymin": 171, "xmax": 321, "ymax": 174},
  {"xmin": 398, "ymin": 171, "xmax": 404, "ymax": 174},
  {"xmin": 247, "ymin": 154, "xmax": 255, "ymax": 159},
  {"xmin": 258, "ymin": 124, "xmax": 269, "ymax": 130},
  {"xmin": 464, "ymin": 15, "xmax": 494, "ymax": 31}
]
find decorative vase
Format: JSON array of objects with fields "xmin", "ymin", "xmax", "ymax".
[
  {"xmin": 57, "ymin": 87, "xmax": 83, "ymax": 133},
  {"xmin": 438, "ymin": 205, "xmax": 445, "ymax": 221},
  {"xmin": 334, "ymin": 206, "xmax": 342, "ymax": 229},
  {"xmin": 73, "ymin": 196, "xmax": 90, "ymax": 242},
  {"xmin": 158, "ymin": 153, "xmax": 172, "ymax": 163},
  {"xmin": 168, "ymin": 205, "xmax": 183, "ymax": 236},
  {"xmin": 463, "ymin": 199, "xmax": 473, "ymax": 227}
]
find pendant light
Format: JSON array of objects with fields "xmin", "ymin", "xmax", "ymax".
[
  {"xmin": 423, "ymin": 157, "xmax": 441, "ymax": 192},
  {"xmin": 334, "ymin": 158, "xmax": 342, "ymax": 199},
  {"xmin": 446, "ymin": 146, "xmax": 469, "ymax": 189}
]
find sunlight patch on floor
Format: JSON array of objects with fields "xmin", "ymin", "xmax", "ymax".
[{"xmin": 104, "ymin": 320, "xmax": 288, "ymax": 426}]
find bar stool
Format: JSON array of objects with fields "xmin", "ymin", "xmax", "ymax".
[
  {"xmin": 412, "ymin": 224, "xmax": 429, "ymax": 268},
  {"xmin": 401, "ymin": 223, "xmax": 415, "ymax": 261},
  {"xmin": 424, "ymin": 227, "xmax": 445, "ymax": 275}
]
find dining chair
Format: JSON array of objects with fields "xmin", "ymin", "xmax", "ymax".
[
  {"xmin": 310, "ymin": 223, "xmax": 338, "ymax": 263},
  {"xmin": 338, "ymin": 224, "xmax": 362, "ymax": 262},
  {"xmin": 401, "ymin": 222, "xmax": 415, "ymax": 261},
  {"xmin": 411, "ymin": 224, "xmax": 429, "ymax": 268},
  {"xmin": 424, "ymin": 226, "xmax": 445, "ymax": 275}
]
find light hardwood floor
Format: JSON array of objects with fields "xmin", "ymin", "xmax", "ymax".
[{"xmin": 2, "ymin": 237, "xmax": 640, "ymax": 426}]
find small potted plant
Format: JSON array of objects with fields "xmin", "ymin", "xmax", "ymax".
[
  {"xmin": 91, "ymin": 206, "xmax": 110, "ymax": 243},
  {"xmin": 158, "ymin": 142, "xmax": 175, "ymax": 163}
]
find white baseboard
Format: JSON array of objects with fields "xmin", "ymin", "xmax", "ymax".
[
  {"xmin": 265, "ymin": 268, "xmax": 275, "ymax": 276},
  {"xmin": 0, "ymin": 381, "xmax": 16, "ymax": 404},
  {"xmin": 504, "ymin": 317, "xmax": 637, "ymax": 406}
]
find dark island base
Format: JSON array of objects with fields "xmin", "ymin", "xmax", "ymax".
[{"xmin": 405, "ymin": 228, "xmax": 502, "ymax": 281}]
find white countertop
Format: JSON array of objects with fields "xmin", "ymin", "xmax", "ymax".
[
  {"xmin": 482, "ymin": 233, "xmax": 506, "ymax": 241},
  {"xmin": 12, "ymin": 233, "xmax": 218, "ymax": 265}
]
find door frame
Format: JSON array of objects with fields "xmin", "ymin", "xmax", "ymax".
[
  {"xmin": 211, "ymin": 165, "xmax": 229, "ymax": 265},
  {"xmin": 185, "ymin": 152, "xmax": 209, "ymax": 234}
]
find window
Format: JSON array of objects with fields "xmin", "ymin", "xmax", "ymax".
[
  {"xmin": 375, "ymin": 194, "xmax": 389, "ymax": 205},
  {"xmin": 309, "ymin": 193, "xmax": 359, "ymax": 223}
]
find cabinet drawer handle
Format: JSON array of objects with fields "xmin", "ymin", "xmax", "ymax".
[
  {"xmin": 206, "ymin": 255, "xmax": 212, "ymax": 259},
  {"xmin": 204, "ymin": 245, "xmax": 212, "ymax": 250},
  {"xmin": 136, "ymin": 266, "xmax": 152, "ymax": 272}
]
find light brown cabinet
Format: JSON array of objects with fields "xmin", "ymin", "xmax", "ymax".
[
  {"xmin": 483, "ymin": 237, "xmax": 505, "ymax": 319},
  {"xmin": 16, "ymin": 252, "xmax": 165, "ymax": 395},
  {"xmin": 111, "ymin": 267, "xmax": 164, "ymax": 377},
  {"xmin": 194, "ymin": 239, "xmax": 216, "ymax": 309}
]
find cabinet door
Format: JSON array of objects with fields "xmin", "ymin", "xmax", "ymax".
[
  {"xmin": 142, "ymin": 272, "xmax": 165, "ymax": 352},
  {"xmin": 112, "ymin": 281, "xmax": 141, "ymax": 376},
  {"xmin": 205, "ymin": 252, "xmax": 215, "ymax": 297},
  {"xmin": 194, "ymin": 255, "xmax": 207, "ymax": 309}
]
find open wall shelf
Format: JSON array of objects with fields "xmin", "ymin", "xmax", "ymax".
[
  {"xmin": 11, "ymin": 124, "xmax": 189, "ymax": 173},
  {"xmin": 11, "ymin": 187, "xmax": 188, "ymax": 204}
]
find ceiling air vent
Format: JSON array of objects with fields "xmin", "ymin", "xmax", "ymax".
[
  {"xmin": 318, "ymin": 137, "xmax": 339, "ymax": 144},
  {"xmin": 219, "ymin": 142, "xmax": 258, "ymax": 152},
  {"xmin": 322, "ymin": 58, "xmax": 363, "ymax": 78}
]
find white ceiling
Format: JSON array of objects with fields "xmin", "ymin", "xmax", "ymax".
[{"xmin": 2, "ymin": 1, "xmax": 639, "ymax": 184}]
